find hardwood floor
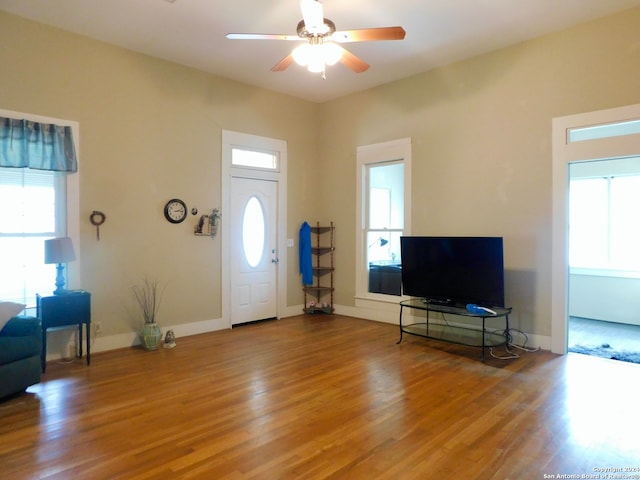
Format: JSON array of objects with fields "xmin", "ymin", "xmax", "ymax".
[{"xmin": 2, "ymin": 315, "xmax": 640, "ymax": 479}]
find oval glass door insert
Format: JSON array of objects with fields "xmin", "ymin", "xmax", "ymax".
[{"xmin": 242, "ymin": 196, "xmax": 265, "ymax": 268}]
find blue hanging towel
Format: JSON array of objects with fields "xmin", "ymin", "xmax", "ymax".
[{"xmin": 299, "ymin": 221, "xmax": 313, "ymax": 285}]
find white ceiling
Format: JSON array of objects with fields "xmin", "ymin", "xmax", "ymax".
[{"xmin": 2, "ymin": 0, "xmax": 640, "ymax": 103}]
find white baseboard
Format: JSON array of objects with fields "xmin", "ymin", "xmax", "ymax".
[
  {"xmin": 91, "ymin": 317, "xmax": 229, "ymax": 354},
  {"xmin": 280, "ymin": 304, "xmax": 305, "ymax": 318},
  {"xmin": 46, "ymin": 305, "xmax": 551, "ymax": 361},
  {"xmin": 45, "ymin": 317, "xmax": 229, "ymax": 362}
]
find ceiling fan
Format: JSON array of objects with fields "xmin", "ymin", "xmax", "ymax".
[{"xmin": 226, "ymin": 0, "xmax": 406, "ymax": 77}]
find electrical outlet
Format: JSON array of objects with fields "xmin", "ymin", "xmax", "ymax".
[{"xmin": 94, "ymin": 321, "xmax": 102, "ymax": 334}]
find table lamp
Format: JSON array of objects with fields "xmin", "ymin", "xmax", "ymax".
[
  {"xmin": 44, "ymin": 237, "xmax": 76, "ymax": 295},
  {"xmin": 368, "ymin": 237, "xmax": 389, "ymax": 248}
]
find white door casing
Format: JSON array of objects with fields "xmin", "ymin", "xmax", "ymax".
[
  {"xmin": 221, "ymin": 130, "xmax": 287, "ymax": 329},
  {"xmin": 552, "ymin": 103, "xmax": 640, "ymax": 354},
  {"xmin": 230, "ymin": 177, "xmax": 278, "ymax": 325}
]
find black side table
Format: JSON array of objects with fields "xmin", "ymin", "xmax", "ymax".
[{"xmin": 37, "ymin": 291, "xmax": 91, "ymax": 373}]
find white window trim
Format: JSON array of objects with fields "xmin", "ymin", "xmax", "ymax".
[
  {"xmin": 0, "ymin": 108, "xmax": 80, "ymax": 289},
  {"xmin": 355, "ymin": 138, "xmax": 411, "ymax": 305}
]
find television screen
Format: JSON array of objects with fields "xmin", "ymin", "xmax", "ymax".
[{"xmin": 400, "ymin": 236, "xmax": 505, "ymax": 308}]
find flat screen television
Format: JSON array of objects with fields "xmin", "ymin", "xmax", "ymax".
[{"xmin": 400, "ymin": 236, "xmax": 505, "ymax": 308}]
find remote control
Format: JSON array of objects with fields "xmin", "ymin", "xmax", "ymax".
[
  {"xmin": 477, "ymin": 306, "xmax": 497, "ymax": 315},
  {"xmin": 466, "ymin": 304, "xmax": 497, "ymax": 315}
]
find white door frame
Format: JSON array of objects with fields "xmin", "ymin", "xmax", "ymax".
[
  {"xmin": 221, "ymin": 130, "xmax": 288, "ymax": 329},
  {"xmin": 551, "ymin": 103, "xmax": 640, "ymax": 354}
]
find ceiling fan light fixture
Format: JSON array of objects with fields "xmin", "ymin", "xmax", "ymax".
[
  {"xmin": 292, "ymin": 44, "xmax": 310, "ymax": 66},
  {"xmin": 292, "ymin": 42, "xmax": 342, "ymax": 73},
  {"xmin": 307, "ymin": 58, "xmax": 325, "ymax": 73},
  {"xmin": 304, "ymin": 44, "xmax": 325, "ymax": 72},
  {"xmin": 322, "ymin": 42, "xmax": 342, "ymax": 66}
]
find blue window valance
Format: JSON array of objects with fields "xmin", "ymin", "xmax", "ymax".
[{"xmin": 0, "ymin": 117, "xmax": 77, "ymax": 173}]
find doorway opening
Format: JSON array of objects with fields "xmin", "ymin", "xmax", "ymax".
[
  {"xmin": 221, "ymin": 130, "xmax": 287, "ymax": 328},
  {"xmin": 566, "ymin": 156, "xmax": 640, "ymax": 363},
  {"xmin": 552, "ymin": 103, "xmax": 640, "ymax": 361}
]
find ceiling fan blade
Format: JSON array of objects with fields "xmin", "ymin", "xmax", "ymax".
[
  {"xmin": 332, "ymin": 26, "xmax": 406, "ymax": 43},
  {"xmin": 300, "ymin": 0, "xmax": 324, "ymax": 30},
  {"xmin": 226, "ymin": 33, "xmax": 301, "ymax": 41},
  {"xmin": 271, "ymin": 54, "xmax": 295, "ymax": 72},
  {"xmin": 338, "ymin": 47, "xmax": 369, "ymax": 73}
]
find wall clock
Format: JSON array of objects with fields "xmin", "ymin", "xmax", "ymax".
[{"xmin": 164, "ymin": 198, "xmax": 187, "ymax": 224}]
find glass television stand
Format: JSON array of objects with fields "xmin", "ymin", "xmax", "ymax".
[{"xmin": 398, "ymin": 298, "xmax": 512, "ymax": 362}]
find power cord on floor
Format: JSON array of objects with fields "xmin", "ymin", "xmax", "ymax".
[
  {"xmin": 422, "ymin": 316, "xmax": 541, "ymax": 361},
  {"xmin": 489, "ymin": 346, "xmax": 520, "ymax": 360},
  {"xmin": 506, "ymin": 328, "xmax": 541, "ymax": 353},
  {"xmin": 488, "ymin": 327, "xmax": 541, "ymax": 360}
]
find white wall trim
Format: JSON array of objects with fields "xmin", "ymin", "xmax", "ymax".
[
  {"xmin": 44, "ymin": 317, "xmax": 228, "ymax": 362},
  {"xmin": 221, "ymin": 130, "xmax": 288, "ymax": 329},
  {"xmin": 48, "ymin": 305, "xmax": 549, "ymax": 361},
  {"xmin": 355, "ymin": 137, "xmax": 412, "ymax": 304},
  {"xmin": 552, "ymin": 103, "xmax": 640, "ymax": 354}
]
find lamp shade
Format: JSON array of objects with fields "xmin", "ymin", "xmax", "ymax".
[
  {"xmin": 44, "ymin": 237, "xmax": 76, "ymax": 264},
  {"xmin": 368, "ymin": 237, "xmax": 389, "ymax": 248}
]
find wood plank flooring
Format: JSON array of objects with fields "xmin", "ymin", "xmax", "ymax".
[{"xmin": 2, "ymin": 315, "xmax": 640, "ymax": 479}]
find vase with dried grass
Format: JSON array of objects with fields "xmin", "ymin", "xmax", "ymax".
[{"xmin": 132, "ymin": 279, "xmax": 164, "ymax": 350}]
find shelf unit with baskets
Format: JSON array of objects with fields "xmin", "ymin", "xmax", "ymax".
[{"xmin": 303, "ymin": 221, "xmax": 335, "ymax": 314}]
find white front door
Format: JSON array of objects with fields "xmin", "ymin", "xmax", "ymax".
[{"xmin": 230, "ymin": 176, "xmax": 278, "ymax": 325}]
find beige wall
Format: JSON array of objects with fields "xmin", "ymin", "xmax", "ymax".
[
  {"xmin": 2, "ymin": 6, "xmax": 640, "ymax": 347},
  {"xmin": 0, "ymin": 12, "xmax": 319, "ymax": 340},
  {"xmin": 319, "ymin": 7, "xmax": 640, "ymax": 338}
]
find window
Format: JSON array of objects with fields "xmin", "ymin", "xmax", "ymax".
[
  {"xmin": 242, "ymin": 196, "xmax": 265, "ymax": 268},
  {"xmin": 369, "ymin": 165, "xmax": 403, "ymax": 258},
  {"xmin": 0, "ymin": 168, "xmax": 66, "ymax": 305},
  {"xmin": 231, "ymin": 147, "xmax": 278, "ymax": 171},
  {"xmin": 568, "ymin": 119, "xmax": 640, "ymax": 143},
  {"xmin": 356, "ymin": 138, "xmax": 411, "ymax": 300},
  {"xmin": 569, "ymin": 173, "xmax": 640, "ymax": 272},
  {"xmin": 0, "ymin": 109, "xmax": 79, "ymax": 308}
]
